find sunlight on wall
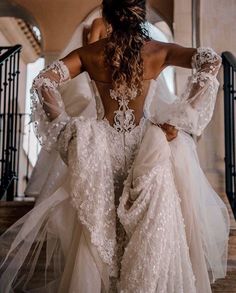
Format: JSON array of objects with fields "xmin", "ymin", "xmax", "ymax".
[
  {"xmin": 23, "ymin": 58, "xmax": 44, "ymax": 167},
  {"xmin": 147, "ymin": 22, "xmax": 175, "ymax": 94}
]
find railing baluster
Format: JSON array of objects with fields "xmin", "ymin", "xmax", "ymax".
[
  {"xmin": 6, "ymin": 54, "xmax": 13, "ymax": 200},
  {"xmin": 16, "ymin": 113, "xmax": 22, "ymax": 197},
  {"xmin": 12, "ymin": 52, "xmax": 16, "ymax": 192},
  {"xmin": 222, "ymin": 51, "xmax": 236, "ymax": 219},
  {"xmin": 0, "ymin": 45, "xmax": 22, "ymax": 200},
  {"xmin": 0, "ymin": 64, "xmax": 2, "ymax": 180},
  {"xmin": 2, "ymin": 59, "xmax": 8, "ymax": 187}
]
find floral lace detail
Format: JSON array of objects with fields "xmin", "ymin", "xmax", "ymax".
[
  {"xmin": 116, "ymin": 125, "xmax": 196, "ymax": 292},
  {"xmin": 57, "ymin": 116, "xmax": 150, "ymax": 287},
  {"xmin": 58, "ymin": 118, "xmax": 118, "ymax": 276},
  {"xmin": 110, "ymin": 89, "xmax": 137, "ymax": 133},
  {"xmin": 30, "ymin": 60, "xmax": 71, "ymax": 151},
  {"xmin": 190, "ymin": 47, "xmax": 221, "ymax": 88},
  {"xmin": 102, "ymin": 117, "xmax": 147, "ymax": 181},
  {"xmin": 191, "ymin": 47, "xmax": 222, "ymax": 76},
  {"xmin": 118, "ymin": 164, "xmax": 196, "ymax": 293},
  {"xmin": 102, "ymin": 117, "xmax": 148, "ymax": 284}
]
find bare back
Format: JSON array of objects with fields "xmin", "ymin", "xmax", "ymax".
[
  {"xmin": 62, "ymin": 39, "xmax": 195, "ymax": 126},
  {"xmin": 77, "ymin": 39, "xmax": 167, "ymax": 125}
]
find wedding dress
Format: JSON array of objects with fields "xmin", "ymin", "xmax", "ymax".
[{"xmin": 0, "ymin": 42, "xmax": 230, "ymax": 293}]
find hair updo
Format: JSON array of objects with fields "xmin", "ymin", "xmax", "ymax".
[{"xmin": 102, "ymin": 0, "xmax": 149, "ymax": 99}]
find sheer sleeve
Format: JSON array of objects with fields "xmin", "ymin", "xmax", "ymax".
[
  {"xmin": 30, "ymin": 60, "xmax": 72, "ymax": 151},
  {"xmin": 168, "ymin": 47, "xmax": 222, "ymax": 136}
]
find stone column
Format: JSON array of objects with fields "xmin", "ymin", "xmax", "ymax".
[
  {"xmin": 197, "ymin": 0, "xmax": 236, "ymax": 192},
  {"xmin": 173, "ymin": 0, "xmax": 192, "ymax": 95}
]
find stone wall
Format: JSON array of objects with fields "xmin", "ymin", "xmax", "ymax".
[{"xmin": 173, "ymin": 0, "xmax": 192, "ymax": 96}]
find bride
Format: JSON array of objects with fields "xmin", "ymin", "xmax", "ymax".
[{"xmin": 0, "ymin": 0, "xmax": 230, "ymax": 292}]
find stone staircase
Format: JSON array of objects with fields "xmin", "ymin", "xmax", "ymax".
[
  {"xmin": 211, "ymin": 230, "xmax": 236, "ymax": 292},
  {"xmin": 0, "ymin": 197, "xmax": 236, "ymax": 292},
  {"xmin": 211, "ymin": 194, "xmax": 236, "ymax": 293},
  {"xmin": 0, "ymin": 200, "xmax": 35, "ymax": 235}
]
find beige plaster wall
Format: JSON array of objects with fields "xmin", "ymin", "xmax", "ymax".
[
  {"xmin": 197, "ymin": 0, "xmax": 236, "ymax": 192},
  {"xmin": 173, "ymin": 0, "xmax": 192, "ymax": 96}
]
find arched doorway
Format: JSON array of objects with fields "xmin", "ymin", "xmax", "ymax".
[{"xmin": 0, "ymin": 0, "xmax": 43, "ymax": 198}]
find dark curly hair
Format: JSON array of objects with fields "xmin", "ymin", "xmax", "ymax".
[{"xmin": 102, "ymin": 0, "xmax": 149, "ymax": 99}]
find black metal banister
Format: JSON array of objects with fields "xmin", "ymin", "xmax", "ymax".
[
  {"xmin": 222, "ymin": 51, "xmax": 236, "ymax": 219},
  {"xmin": 0, "ymin": 45, "xmax": 22, "ymax": 200},
  {"xmin": 222, "ymin": 51, "xmax": 236, "ymax": 70},
  {"xmin": 0, "ymin": 45, "xmax": 21, "ymax": 65}
]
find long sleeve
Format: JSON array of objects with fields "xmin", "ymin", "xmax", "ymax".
[
  {"xmin": 168, "ymin": 47, "xmax": 222, "ymax": 136},
  {"xmin": 30, "ymin": 60, "xmax": 72, "ymax": 151}
]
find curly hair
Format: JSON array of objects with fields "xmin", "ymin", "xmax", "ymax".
[{"xmin": 102, "ymin": 0, "xmax": 149, "ymax": 99}]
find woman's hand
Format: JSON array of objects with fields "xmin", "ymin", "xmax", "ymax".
[{"xmin": 159, "ymin": 123, "xmax": 178, "ymax": 141}]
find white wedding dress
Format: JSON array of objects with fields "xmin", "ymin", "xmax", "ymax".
[{"xmin": 0, "ymin": 11, "xmax": 230, "ymax": 293}]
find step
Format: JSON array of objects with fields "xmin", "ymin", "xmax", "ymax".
[
  {"xmin": 0, "ymin": 198, "xmax": 235, "ymax": 292},
  {"xmin": 0, "ymin": 200, "xmax": 35, "ymax": 235},
  {"xmin": 211, "ymin": 233, "xmax": 236, "ymax": 292}
]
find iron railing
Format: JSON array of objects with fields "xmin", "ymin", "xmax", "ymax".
[
  {"xmin": 0, "ymin": 45, "xmax": 22, "ymax": 200},
  {"xmin": 222, "ymin": 51, "xmax": 236, "ymax": 219}
]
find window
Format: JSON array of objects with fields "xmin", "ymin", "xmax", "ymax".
[
  {"xmin": 23, "ymin": 57, "xmax": 45, "ymax": 166},
  {"xmin": 147, "ymin": 21, "xmax": 175, "ymax": 94}
]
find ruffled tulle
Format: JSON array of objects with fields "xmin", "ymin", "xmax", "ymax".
[
  {"xmin": 0, "ymin": 121, "xmax": 230, "ymax": 293},
  {"xmin": 169, "ymin": 131, "xmax": 230, "ymax": 284}
]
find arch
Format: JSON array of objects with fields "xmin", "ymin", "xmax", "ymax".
[
  {"xmin": 0, "ymin": 0, "xmax": 43, "ymax": 49},
  {"xmin": 148, "ymin": 0, "xmax": 174, "ymax": 30},
  {"xmin": 0, "ymin": 0, "xmax": 38, "ymax": 26}
]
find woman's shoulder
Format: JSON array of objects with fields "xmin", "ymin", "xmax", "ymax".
[
  {"xmin": 143, "ymin": 40, "xmax": 172, "ymax": 53},
  {"xmin": 142, "ymin": 40, "xmax": 168, "ymax": 73}
]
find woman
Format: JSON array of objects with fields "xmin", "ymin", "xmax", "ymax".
[{"xmin": 0, "ymin": 0, "xmax": 229, "ymax": 292}]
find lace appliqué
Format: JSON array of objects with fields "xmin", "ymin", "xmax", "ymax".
[
  {"xmin": 58, "ymin": 118, "xmax": 118, "ymax": 277},
  {"xmin": 116, "ymin": 125, "xmax": 196, "ymax": 292},
  {"xmin": 30, "ymin": 60, "xmax": 71, "ymax": 151},
  {"xmin": 110, "ymin": 89, "xmax": 137, "ymax": 133}
]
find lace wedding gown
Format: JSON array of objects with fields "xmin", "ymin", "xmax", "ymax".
[{"xmin": 0, "ymin": 44, "xmax": 230, "ymax": 293}]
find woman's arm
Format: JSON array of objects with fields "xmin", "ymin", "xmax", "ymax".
[
  {"xmin": 32, "ymin": 49, "xmax": 82, "ymax": 120},
  {"xmin": 164, "ymin": 43, "xmax": 197, "ymax": 69},
  {"xmin": 163, "ymin": 42, "xmax": 221, "ymax": 79},
  {"xmin": 162, "ymin": 42, "xmax": 221, "ymax": 76},
  {"xmin": 30, "ymin": 48, "xmax": 83, "ymax": 150},
  {"xmin": 164, "ymin": 44, "xmax": 222, "ymax": 104},
  {"xmin": 160, "ymin": 44, "xmax": 222, "ymax": 136}
]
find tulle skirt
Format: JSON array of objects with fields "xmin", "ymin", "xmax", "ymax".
[{"xmin": 0, "ymin": 124, "xmax": 230, "ymax": 293}]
